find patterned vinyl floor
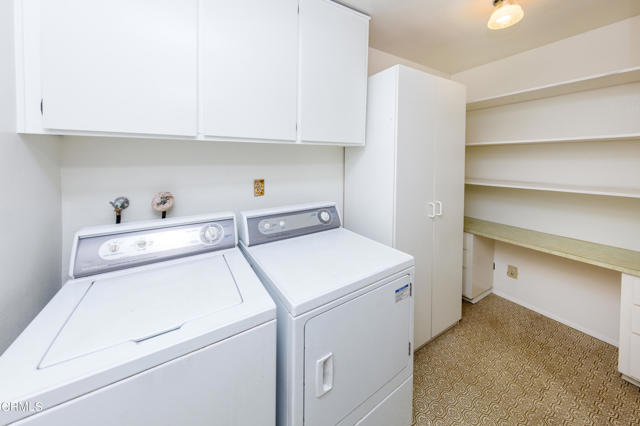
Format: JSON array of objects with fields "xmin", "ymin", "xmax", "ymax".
[{"xmin": 412, "ymin": 295, "xmax": 640, "ymax": 425}]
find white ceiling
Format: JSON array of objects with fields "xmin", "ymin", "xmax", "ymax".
[{"xmin": 344, "ymin": 0, "xmax": 640, "ymax": 74}]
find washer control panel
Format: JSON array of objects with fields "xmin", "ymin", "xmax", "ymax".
[
  {"xmin": 73, "ymin": 218, "xmax": 235, "ymax": 278},
  {"xmin": 244, "ymin": 205, "xmax": 340, "ymax": 246}
]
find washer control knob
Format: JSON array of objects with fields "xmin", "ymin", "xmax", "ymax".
[
  {"xmin": 136, "ymin": 240, "xmax": 147, "ymax": 249},
  {"xmin": 109, "ymin": 243, "xmax": 119, "ymax": 253},
  {"xmin": 201, "ymin": 224, "xmax": 223, "ymax": 244},
  {"xmin": 319, "ymin": 210, "xmax": 331, "ymax": 224},
  {"xmin": 279, "ymin": 220, "xmax": 286, "ymax": 227},
  {"xmin": 264, "ymin": 222, "xmax": 272, "ymax": 230}
]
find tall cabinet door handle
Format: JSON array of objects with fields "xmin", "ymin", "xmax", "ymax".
[
  {"xmin": 315, "ymin": 353, "xmax": 334, "ymax": 397},
  {"xmin": 436, "ymin": 201, "xmax": 443, "ymax": 217},
  {"xmin": 428, "ymin": 202, "xmax": 436, "ymax": 219}
]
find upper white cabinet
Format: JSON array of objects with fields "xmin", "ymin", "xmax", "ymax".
[
  {"xmin": 16, "ymin": 0, "xmax": 370, "ymax": 146},
  {"xmin": 298, "ymin": 0, "xmax": 370, "ymax": 145},
  {"xmin": 200, "ymin": 0, "xmax": 298, "ymax": 143},
  {"xmin": 40, "ymin": 0, "xmax": 198, "ymax": 136}
]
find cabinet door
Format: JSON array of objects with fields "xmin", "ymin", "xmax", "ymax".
[
  {"xmin": 41, "ymin": 0, "xmax": 198, "ymax": 136},
  {"xmin": 432, "ymin": 78, "xmax": 466, "ymax": 337},
  {"xmin": 395, "ymin": 66, "xmax": 436, "ymax": 348},
  {"xmin": 298, "ymin": 0, "xmax": 369, "ymax": 145},
  {"xmin": 200, "ymin": 0, "xmax": 298, "ymax": 142},
  {"xmin": 471, "ymin": 236, "xmax": 494, "ymax": 299}
]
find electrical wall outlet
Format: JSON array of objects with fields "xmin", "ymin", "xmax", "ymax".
[
  {"xmin": 254, "ymin": 179, "xmax": 265, "ymax": 197},
  {"xmin": 507, "ymin": 265, "xmax": 518, "ymax": 279}
]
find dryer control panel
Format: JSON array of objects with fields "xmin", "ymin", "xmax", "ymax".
[
  {"xmin": 71, "ymin": 216, "xmax": 235, "ymax": 278},
  {"xmin": 242, "ymin": 204, "xmax": 341, "ymax": 246}
]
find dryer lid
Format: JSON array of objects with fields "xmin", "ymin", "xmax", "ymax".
[
  {"xmin": 40, "ymin": 255, "xmax": 241, "ymax": 368},
  {"xmin": 242, "ymin": 228, "xmax": 414, "ymax": 316}
]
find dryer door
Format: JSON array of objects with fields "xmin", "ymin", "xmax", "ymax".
[{"xmin": 303, "ymin": 275, "xmax": 412, "ymax": 426}]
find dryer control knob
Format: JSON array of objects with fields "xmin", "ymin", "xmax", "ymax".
[{"xmin": 319, "ymin": 210, "xmax": 331, "ymax": 224}]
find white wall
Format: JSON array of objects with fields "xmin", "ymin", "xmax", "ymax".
[
  {"xmin": 454, "ymin": 15, "xmax": 640, "ymax": 102},
  {"xmin": 492, "ymin": 242, "xmax": 621, "ymax": 346},
  {"xmin": 466, "ymin": 83, "xmax": 640, "ymax": 144},
  {"xmin": 0, "ymin": 1, "xmax": 61, "ymax": 353},
  {"xmin": 368, "ymin": 47, "xmax": 449, "ymax": 78},
  {"xmin": 59, "ymin": 137, "xmax": 344, "ymax": 280},
  {"xmin": 454, "ymin": 17, "xmax": 640, "ymax": 346},
  {"xmin": 465, "ymin": 187, "xmax": 640, "ymax": 253},
  {"xmin": 466, "ymin": 142, "xmax": 640, "ymax": 199}
]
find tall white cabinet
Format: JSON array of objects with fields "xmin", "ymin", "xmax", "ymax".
[{"xmin": 345, "ymin": 65, "xmax": 466, "ymax": 348}]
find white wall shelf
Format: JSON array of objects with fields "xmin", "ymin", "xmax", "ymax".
[
  {"xmin": 466, "ymin": 66, "xmax": 640, "ymax": 111},
  {"xmin": 466, "ymin": 133, "xmax": 640, "ymax": 147},
  {"xmin": 465, "ymin": 178, "xmax": 640, "ymax": 199}
]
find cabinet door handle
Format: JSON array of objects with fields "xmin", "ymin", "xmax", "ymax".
[
  {"xmin": 436, "ymin": 201, "xmax": 443, "ymax": 217},
  {"xmin": 315, "ymin": 353, "xmax": 334, "ymax": 398},
  {"xmin": 428, "ymin": 202, "xmax": 436, "ymax": 219}
]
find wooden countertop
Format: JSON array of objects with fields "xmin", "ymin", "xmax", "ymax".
[{"xmin": 464, "ymin": 217, "xmax": 640, "ymax": 277}]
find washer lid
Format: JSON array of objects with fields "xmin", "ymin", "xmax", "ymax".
[
  {"xmin": 41, "ymin": 255, "xmax": 241, "ymax": 368},
  {"xmin": 0, "ymin": 249, "xmax": 275, "ymax": 425}
]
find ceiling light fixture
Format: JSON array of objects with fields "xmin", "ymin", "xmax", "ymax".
[{"xmin": 488, "ymin": 0, "xmax": 524, "ymax": 30}]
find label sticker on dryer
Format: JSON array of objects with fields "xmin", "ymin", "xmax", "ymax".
[{"xmin": 395, "ymin": 284, "xmax": 410, "ymax": 303}]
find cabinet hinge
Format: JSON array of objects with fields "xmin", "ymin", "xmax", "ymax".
[
  {"xmin": 40, "ymin": 98, "xmax": 43, "ymax": 116},
  {"xmin": 408, "ymin": 342, "xmax": 412, "ymax": 356}
]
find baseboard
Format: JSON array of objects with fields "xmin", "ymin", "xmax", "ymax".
[
  {"xmin": 414, "ymin": 321, "xmax": 460, "ymax": 352},
  {"xmin": 492, "ymin": 290, "xmax": 619, "ymax": 347},
  {"xmin": 462, "ymin": 288, "xmax": 492, "ymax": 304},
  {"xmin": 622, "ymin": 374, "xmax": 640, "ymax": 388}
]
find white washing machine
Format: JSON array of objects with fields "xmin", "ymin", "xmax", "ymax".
[
  {"xmin": 0, "ymin": 213, "xmax": 276, "ymax": 425},
  {"xmin": 239, "ymin": 202, "xmax": 415, "ymax": 426}
]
